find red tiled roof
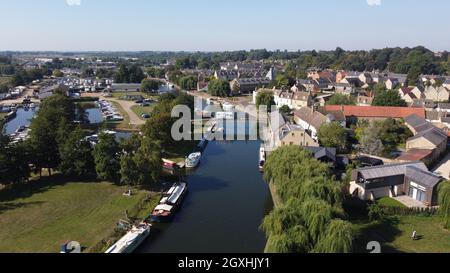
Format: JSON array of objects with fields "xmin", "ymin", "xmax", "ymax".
[
  {"xmin": 396, "ymin": 149, "xmax": 433, "ymax": 162},
  {"xmin": 325, "ymin": 105, "xmax": 426, "ymax": 119}
]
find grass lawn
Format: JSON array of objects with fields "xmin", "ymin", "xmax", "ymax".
[
  {"xmin": 377, "ymin": 197, "xmax": 407, "ymax": 208},
  {"xmin": 131, "ymin": 104, "xmax": 155, "ymax": 120},
  {"xmin": 353, "ymin": 216, "xmax": 450, "ymax": 253},
  {"xmin": 0, "ymin": 177, "xmax": 160, "ymax": 253}
]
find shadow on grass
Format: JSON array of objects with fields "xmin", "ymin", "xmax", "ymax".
[
  {"xmin": 0, "ymin": 201, "xmax": 46, "ymax": 214},
  {"xmin": 0, "ymin": 174, "xmax": 99, "ymax": 205},
  {"xmin": 353, "ymin": 217, "xmax": 405, "ymax": 253}
]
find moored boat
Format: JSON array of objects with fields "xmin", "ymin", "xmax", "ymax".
[
  {"xmin": 185, "ymin": 152, "xmax": 201, "ymax": 168},
  {"xmin": 259, "ymin": 145, "xmax": 266, "ymax": 172},
  {"xmin": 104, "ymin": 223, "xmax": 151, "ymax": 253},
  {"xmin": 152, "ymin": 182, "xmax": 188, "ymax": 221}
]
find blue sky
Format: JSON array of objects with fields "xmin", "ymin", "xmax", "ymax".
[{"xmin": 1, "ymin": 0, "xmax": 449, "ymax": 51}]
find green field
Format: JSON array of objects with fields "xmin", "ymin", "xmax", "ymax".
[
  {"xmin": 353, "ymin": 216, "xmax": 450, "ymax": 253},
  {"xmin": 0, "ymin": 177, "xmax": 160, "ymax": 253}
]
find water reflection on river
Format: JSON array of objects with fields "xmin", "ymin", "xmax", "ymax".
[{"xmin": 138, "ymin": 140, "xmax": 273, "ymax": 253}]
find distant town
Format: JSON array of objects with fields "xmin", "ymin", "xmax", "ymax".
[{"xmin": 1, "ymin": 47, "xmax": 450, "ymax": 254}]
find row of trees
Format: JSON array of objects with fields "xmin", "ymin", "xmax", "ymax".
[
  {"xmin": 114, "ymin": 63, "xmax": 145, "ymax": 83},
  {"xmin": 262, "ymin": 146, "xmax": 353, "ymax": 253},
  {"xmin": 1, "ymin": 91, "xmax": 195, "ymax": 187},
  {"xmin": 11, "ymin": 67, "xmax": 51, "ymax": 86},
  {"xmin": 166, "ymin": 47, "xmax": 450, "ymax": 76}
]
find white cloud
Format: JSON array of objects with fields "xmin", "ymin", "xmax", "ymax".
[
  {"xmin": 367, "ymin": 0, "xmax": 381, "ymax": 6},
  {"xmin": 66, "ymin": 0, "xmax": 81, "ymax": 6}
]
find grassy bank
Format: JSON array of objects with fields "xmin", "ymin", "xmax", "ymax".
[{"xmin": 0, "ymin": 177, "xmax": 160, "ymax": 253}]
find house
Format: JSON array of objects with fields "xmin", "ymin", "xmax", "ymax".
[
  {"xmin": 35, "ymin": 84, "xmax": 65, "ymax": 100},
  {"xmin": 410, "ymin": 86, "xmax": 425, "ymax": 99},
  {"xmin": 294, "ymin": 107, "xmax": 330, "ymax": 141},
  {"xmin": 324, "ymin": 105, "xmax": 426, "ymax": 123},
  {"xmin": 423, "ymin": 86, "xmax": 450, "ymax": 102},
  {"xmin": 398, "ymin": 87, "xmax": 416, "ymax": 104},
  {"xmin": 443, "ymin": 79, "xmax": 450, "ymax": 89},
  {"xmin": 304, "ymin": 146, "xmax": 337, "ymax": 164},
  {"xmin": 214, "ymin": 70, "xmax": 239, "ymax": 81},
  {"xmin": 331, "ymin": 83, "xmax": 353, "ymax": 95},
  {"xmin": 341, "ymin": 77, "xmax": 363, "ymax": 88},
  {"xmin": 404, "ymin": 114, "xmax": 448, "ymax": 162},
  {"xmin": 230, "ymin": 78, "xmax": 271, "ymax": 94},
  {"xmin": 410, "ymin": 99, "xmax": 436, "ymax": 110},
  {"xmin": 268, "ymin": 111, "xmax": 318, "ymax": 150},
  {"xmin": 349, "ymin": 162, "xmax": 442, "ymax": 206},
  {"xmin": 292, "ymin": 91, "xmax": 313, "ymax": 109},
  {"xmin": 279, "ymin": 125, "xmax": 319, "ymax": 148},
  {"xmin": 357, "ymin": 94, "xmax": 374, "ymax": 106},
  {"xmin": 385, "ymin": 78, "xmax": 400, "ymax": 90},
  {"xmin": 359, "ymin": 73, "xmax": 373, "ymax": 85}
]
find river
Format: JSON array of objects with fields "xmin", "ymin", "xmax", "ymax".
[{"xmin": 138, "ymin": 139, "xmax": 273, "ymax": 253}]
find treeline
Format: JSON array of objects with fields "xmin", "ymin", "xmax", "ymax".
[
  {"xmin": 11, "ymin": 67, "xmax": 51, "ymax": 86},
  {"xmin": 113, "ymin": 63, "xmax": 145, "ymax": 83},
  {"xmin": 262, "ymin": 146, "xmax": 353, "ymax": 253},
  {"xmin": 0, "ymin": 91, "xmax": 194, "ymax": 188},
  {"xmin": 166, "ymin": 47, "xmax": 450, "ymax": 76}
]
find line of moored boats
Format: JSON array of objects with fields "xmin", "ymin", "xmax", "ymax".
[
  {"xmin": 104, "ymin": 180, "xmax": 188, "ymax": 254},
  {"xmin": 97, "ymin": 100, "xmax": 124, "ymax": 122}
]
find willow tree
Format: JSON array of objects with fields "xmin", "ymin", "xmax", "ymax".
[
  {"xmin": 313, "ymin": 219, "xmax": 353, "ymax": 253},
  {"xmin": 300, "ymin": 199, "xmax": 334, "ymax": 244},
  {"xmin": 439, "ymin": 181, "xmax": 450, "ymax": 229}
]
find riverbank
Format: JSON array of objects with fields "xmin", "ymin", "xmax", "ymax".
[{"xmin": 0, "ymin": 175, "xmax": 160, "ymax": 253}]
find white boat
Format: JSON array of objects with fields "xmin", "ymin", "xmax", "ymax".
[
  {"xmin": 259, "ymin": 145, "xmax": 266, "ymax": 172},
  {"xmin": 105, "ymin": 223, "xmax": 151, "ymax": 254},
  {"xmin": 185, "ymin": 152, "xmax": 201, "ymax": 168}
]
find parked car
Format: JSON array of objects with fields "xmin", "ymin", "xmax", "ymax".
[{"xmin": 141, "ymin": 113, "xmax": 151, "ymax": 119}]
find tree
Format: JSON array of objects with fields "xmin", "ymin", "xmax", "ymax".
[
  {"xmin": 208, "ymin": 79, "xmax": 230, "ymax": 97},
  {"xmin": 52, "ymin": 69, "xmax": 64, "ymax": 78},
  {"xmin": 318, "ymin": 122, "xmax": 347, "ymax": 152},
  {"xmin": 142, "ymin": 112, "xmax": 174, "ymax": 151},
  {"xmin": 313, "ymin": 219, "xmax": 353, "ymax": 253},
  {"xmin": 141, "ymin": 78, "xmax": 161, "ymax": 93},
  {"xmin": 372, "ymin": 90, "xmax": 407, "ymax": 107},
  {"xmin": 29, "ymin": 94, "xmax": 75, "ymax": 176},
  {"xmin": 256, "ymin": 91, "xmax": 275, "ymax": 112},
  {"xmin": 93, "ymin": 132, "xmax": 120, "ymax": 182},
  {"xmin": 0, "ymin": 134, "xmax": 30, "ymax": 185},
  {"xmin": 114, "ymin": 64, "xmax": 145, "ymax": 83},
  {"xmin": 260, "ymin": 146, "xmax": 353, "ymax": 253},
  {"xmin": 438, "ymin": 181, "xmax": 450, "ymax": 229},
  {"xmin": 356, "ymin": 119, "xmax": 412, "ymax": 157},
  {"xmin": 59, "ymin": 126, "xmax": 95, "ymax": 177},
  {"xmin": 279, "ymin": 105, "xmax": 292, "ymax": 115},
  {"xmin": 327, "ymin": 94, "xmax": 356, "ymax": 106}
]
